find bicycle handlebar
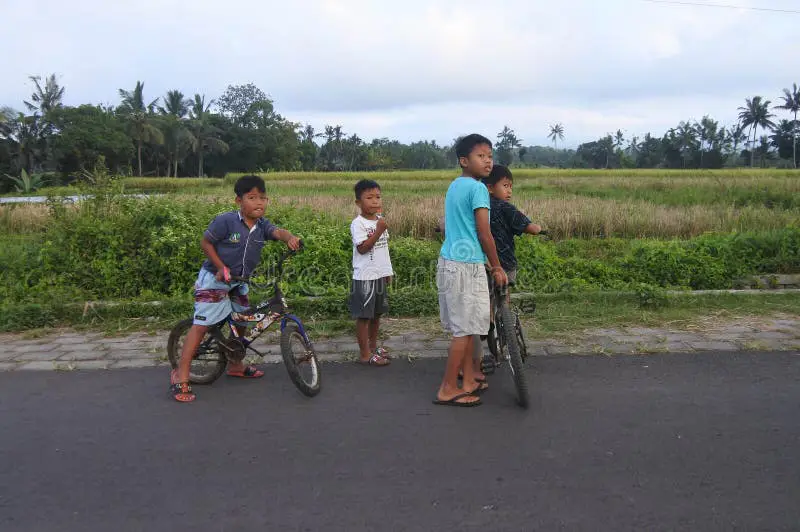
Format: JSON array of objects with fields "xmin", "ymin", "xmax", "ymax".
[{"xmin": 229, "ymin": 239, "xmax": 304, "ymax": 283}]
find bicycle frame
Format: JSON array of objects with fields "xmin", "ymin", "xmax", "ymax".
[{"xmin": 223, "ymin": 246, "xmax": 313, "ymax": 354}]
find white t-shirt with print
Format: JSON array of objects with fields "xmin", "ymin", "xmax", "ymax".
[{"xmin": 350, "ymin": 215, "xmax": 394, "ymax": 280}]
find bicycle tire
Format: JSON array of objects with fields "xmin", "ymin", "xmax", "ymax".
[
  {"xmin": 486, "ymin": 321, "xmax": 501, "ymax": 359},
  {"xmin": 499, "ymin": 304, "xmax": 529, "ymax": 408},
  {"xmin": 280, "ymin": 321, "xmax": 322, "ymax": 397},
  {"xmin": 167, "ymin": 318, "xmax": 227, "ymax": 385},
  {"xmin": 514, "ymin": 312, "xmax": 528, "ymax": 362}
]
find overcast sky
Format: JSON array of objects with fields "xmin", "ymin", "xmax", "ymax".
[{"xmin": 2, "ymin": 0, "xmax": 798, "ymax": 147}]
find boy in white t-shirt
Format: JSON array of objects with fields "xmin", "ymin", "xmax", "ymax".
[{"xmin": 349, "ymin": 179, "xmax": 394, "ymax": 366}]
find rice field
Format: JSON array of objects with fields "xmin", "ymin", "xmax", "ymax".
[{"xmin": 2, "ymin": 169, "xmax": 798, "ymax": 239}]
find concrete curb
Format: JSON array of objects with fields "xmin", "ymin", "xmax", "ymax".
[{"xmin": 1, "ymin": 320, "xmax": 798, "ymax": 372}]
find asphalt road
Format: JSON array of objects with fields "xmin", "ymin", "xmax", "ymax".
[{"xmin": 2, "ymin": 351, "xmax": 799, "ymax": 531}]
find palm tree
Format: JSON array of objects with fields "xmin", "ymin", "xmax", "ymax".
[
  {"xmin": 626, "ymin": 136, "xmax": 640, "ymax": 159},
  {"xmin": 726, "ymin": 122, "xmax": 747, "ymax": 164},
  {"xmin": 738, "ymin": 96, "xmax": 776, "ymax": 167},
  {"xmin": 300, "ymin": 124, "xmax": 320, "ymax": 144},
  {"xmin": 547, "ymin": 123, "xmax": 565, "ymax": 150},
  {"xmin": 770, "ymin": 119, "xmax": 796, "ymax": 160},
  {"xmin": 776, "ymin": 83, "xmax": 800, "ymax": 167},
  {"xmin": 756, "ymin": 135, "xmax": 773, "ymax": 167},
  {"xmin": 9, "ymin": 112, "xmax": 43, "ymax": 174},
  {"xmin": 696, "ymin": 116, "xmax": 719, "ymax": 168},
  {"xmin": 189, "ymin": 94, "xmax": 228, "ymax": 177},
  {"xmin": 0, "ymin": 107, "xmax": 15, "ymax": 138},
  {"xmin": 23, "ymin": 74, "xmax": 65, "ymax": 115},
  {"xmin": 118, "ymin": 81, "xmax": 163, "ymax": 176},
  {"xmin": 158, "ymin": 90, "xmax": 194, "ymax": 177},
  {"xmin": 675, "ymin": 121, "xmax": 698, "ymax": 168},
  {"xmin": 22, "ymin": 74, "xmax": 65, "ymax": 171},
  {"xmin": 613, "ymin": 129, "xmax": 625, "ymax": 153}
]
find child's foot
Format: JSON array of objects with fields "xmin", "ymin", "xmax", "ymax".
[
  {"xmin": 170, "ymin": 382, "xmax": 196, "ymax": 402},
  {"xmin": 457, "ymin": 371, "xmax": 487, "ymax": 383},
  {"xmin": 359, "ymin": 353, "xmax": 390, "ymax": 366},
  {"xmin": 433, "ymin": 392, "xmax": 481, "ymax": 407},
  {"xmin": 226, "ymin": 365, "xmax": 264, "ymax": 378},
  {"xmin": 463, "ymin": 381, "xmax": 489, "ymax": 395},
  {"xmin": 374, "ymin": 346, "xmax": 392, "ymax": 359}
]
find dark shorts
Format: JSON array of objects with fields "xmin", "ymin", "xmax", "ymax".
[{"xmin": 349, "ymin": 278, "xmax": 389, "ymax": 319}]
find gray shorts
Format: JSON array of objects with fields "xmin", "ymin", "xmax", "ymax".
[
  {"xmin": 349, "ymin": 278, "xmax": 389, "ymax": 319},
  {"xmin": 437, "ymin": 258, "xmax": 490, "ymax": 337}
]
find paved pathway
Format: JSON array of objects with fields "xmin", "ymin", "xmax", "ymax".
[{"xmin": 0, "ymin": 316, "xmax": 797, "ymax": 371}]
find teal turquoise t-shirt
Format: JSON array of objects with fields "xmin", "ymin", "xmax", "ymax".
[{"xmin": 440, "ymin": 176, "xmax": 491, "ymax": 263}]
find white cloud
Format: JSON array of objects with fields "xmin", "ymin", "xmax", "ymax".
[{"xmin": 1, "ymin": 0, "xmax": 798, "ymax": 145}]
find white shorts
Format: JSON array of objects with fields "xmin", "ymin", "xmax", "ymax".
[{"xmin": 436, "ymin": 258, "xmax": 490, "ymax": 338}]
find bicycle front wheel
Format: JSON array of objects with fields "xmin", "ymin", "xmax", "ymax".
[
  {"xmin": 280, "ymin": 321, "xmax": 322, "ymax": 397},
  {"xmin": 514, "ymin": 312, "xmax": 529, "ymax": 362},
  {"xmin": 499, "ymin": 304, "xmax": 529, "ymax": 408}
]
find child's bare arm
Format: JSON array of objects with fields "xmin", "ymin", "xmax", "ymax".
[
  {"xmin": 272, "ymin": 228, "xmax": 302, "ymax": 250},
  {"xmin": 356, "ymin": 218, "xmax": 388, "ymax": 254},
  {"xmin": 200, "ymin": 237, "xmax": 229, "ymax": 280},
  {"xmin": 524, "ymin": 223, "xmax": 542, "ymax": 235}
]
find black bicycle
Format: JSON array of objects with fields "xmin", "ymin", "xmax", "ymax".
[
  {"xmin": 483, "ymin": 277, "xmax": 529, "ymax": 408},
  {"xmin": 167, "ymin": 243, "xmax": 321, "ymax": 397},
  {"xmin": 484, "ymin": 231, "xmax": 549, "ymax": 408}
]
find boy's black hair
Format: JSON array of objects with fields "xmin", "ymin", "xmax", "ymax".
[
  {"xmin": 455, "ymin": 134, "xmax": 493, "ymax": 162},
  {"xmin": 483, "ymin": 164, "xmax": 513, "ymax": 186},
  {"xmin": 234, "ymin": 175, "xmax": 266, "ymax": 197},
  {"xmin": 354, "ymin": 179, "xmax": 381, "ymax": 200}
]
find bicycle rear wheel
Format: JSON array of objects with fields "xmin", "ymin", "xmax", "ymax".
[
  {"xmin": 167, "ymin": 318, "xmax": 228, "ymax": 385},
  {"xmin": 499, "ymin": 304, "xmax": 529, "ymax": 408},
  {"xmin": 280, "ymin": 321, "xmax": 322, "ymax": 397}
]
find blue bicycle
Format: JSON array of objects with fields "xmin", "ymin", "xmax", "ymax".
[{"xmin": 167, "ymin": 243, "xmax": 321, "ymax": 397}]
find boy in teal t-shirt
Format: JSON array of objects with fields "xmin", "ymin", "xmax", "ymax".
[{"xmin": 434, "ymin": 134, "xmax": 508, "ymax": 408}]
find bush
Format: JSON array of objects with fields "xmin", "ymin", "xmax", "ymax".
[{"xmin": 2, "ymin": 193, "xmax": 798, "ymax": 313}]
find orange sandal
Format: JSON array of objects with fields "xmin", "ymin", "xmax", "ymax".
[
  {"xmin": 170, "ymin": 382, "xmax": 196, "ymax": 402},
  {"xmin": 226, "ymin": 365, "xmax": 265, "ymax": 378}
]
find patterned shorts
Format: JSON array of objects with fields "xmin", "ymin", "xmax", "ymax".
[{"xmin": 192, "ymin": 268, "xmax": 250, "ymax": 326}]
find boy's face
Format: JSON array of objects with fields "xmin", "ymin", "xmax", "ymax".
[
  {"xmin": 236, "ymin": 187, "xmax": 268, "ymax": 221},
  {"xmin": 459, "ymin": 143, "xmax": 493, "ymax": 179},
  {"xmin": 487, "ymin": 177, "xmax": 513, "ymax": 201},
  {"xmin": 356, "ymin": 187, "xmax": 382, "ymax": 217}
]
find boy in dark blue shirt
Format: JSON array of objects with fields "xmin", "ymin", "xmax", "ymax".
[
  {"xmin": 171, "ymin": 175, "xmax": 301, "ymax": 402},
  {"xmin": 482, "ymin": 165, "xmax": 542, "ymax": 284}
]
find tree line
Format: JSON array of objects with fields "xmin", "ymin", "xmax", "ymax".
[
  {"xmin": 1, "ymin": 75, "xmax": 798, "ymax": 189},
  {"xmin": 571, "ymin": 90, "xmax": 799, "ymax": 170}
]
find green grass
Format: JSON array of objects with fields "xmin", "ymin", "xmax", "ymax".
[{"xmin": 521, "ymin": 291, "xmax": 800, "ymax": 340}]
